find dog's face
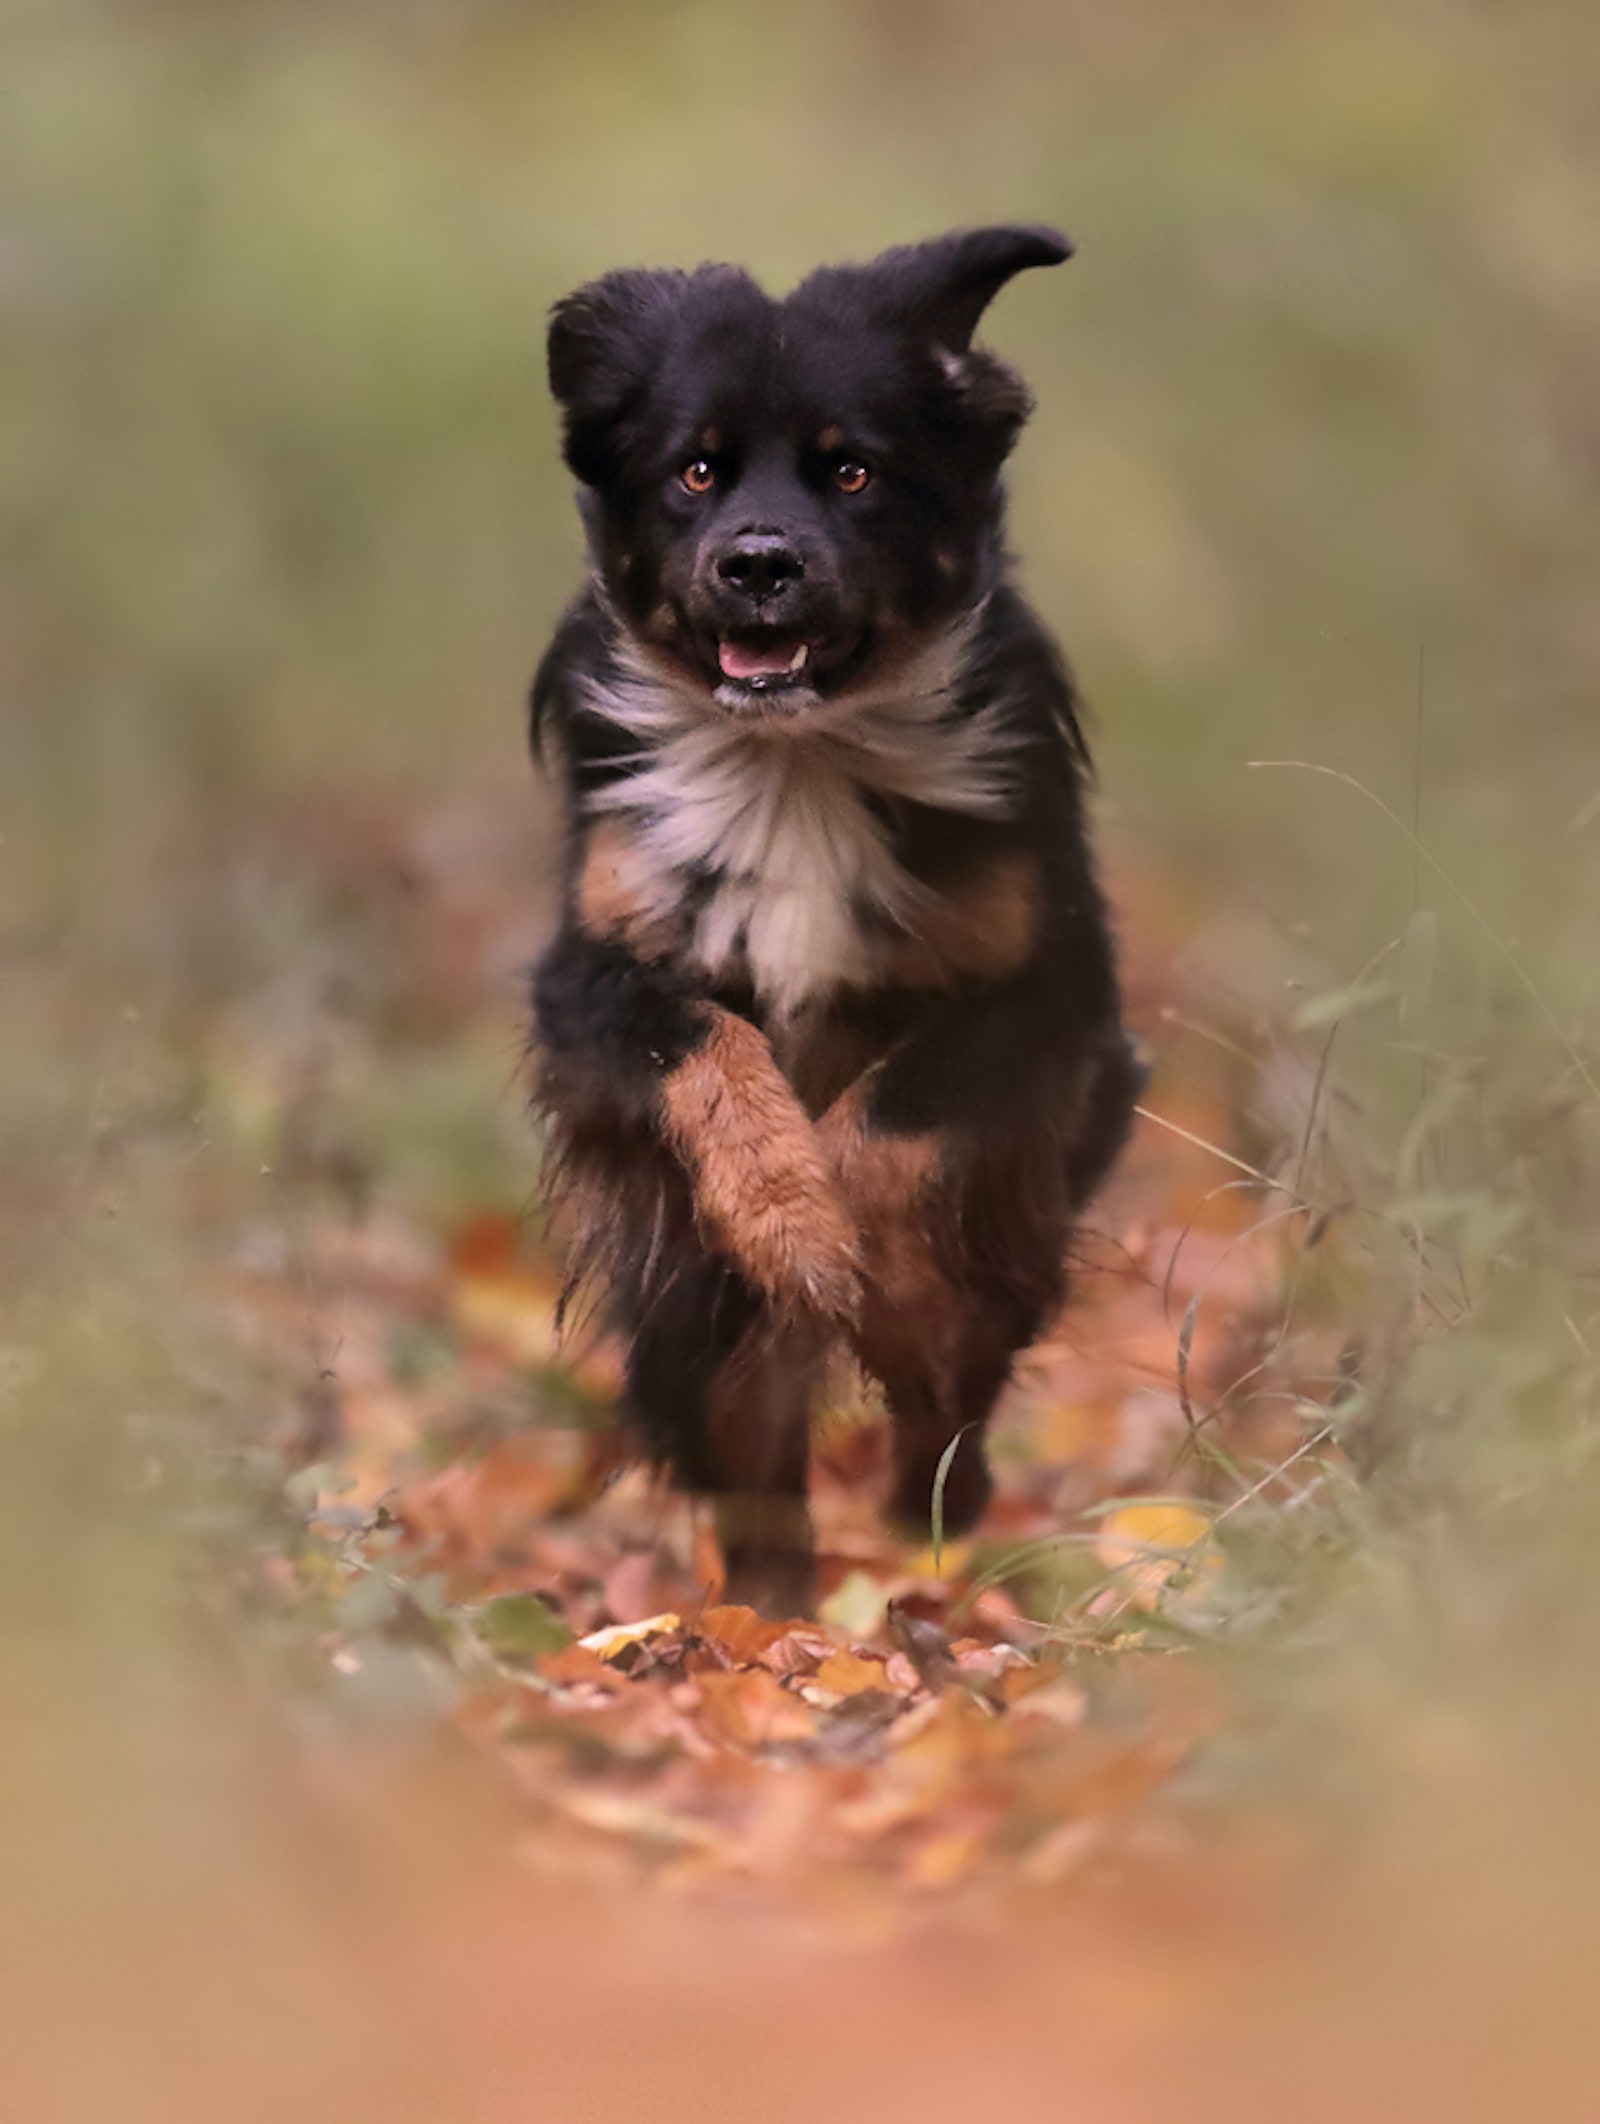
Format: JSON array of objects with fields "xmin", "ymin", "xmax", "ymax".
[{"xmin": 547, "ymin": 226, "xmax": 1070, "ymax": 719}]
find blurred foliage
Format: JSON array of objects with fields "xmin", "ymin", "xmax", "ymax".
[{"xmin": 5, "ymin": 0, "xmax": 1600, "ymax": 913}]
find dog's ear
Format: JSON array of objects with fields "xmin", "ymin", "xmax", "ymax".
[
  {"xmin": 863, "ymin": 225, "xmax": 1071, "ymax": 447},
  {"xmin": 863, "ymin": 224, "xmax": 1072, "ymax": 352},
  {"xmin": 547, "ymin": 269, "xmax": 689, "ymax": 487}
]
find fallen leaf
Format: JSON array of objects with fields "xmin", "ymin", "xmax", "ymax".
[
  {"xmin": 819, "ymin": 1569, "xmax": 890, "ymax": 1639},
  {"xmin": 579, "ymin": 1613, "xmax": 683, "ymax": 1661},
  {"xmin": 761, "ymin": 1629, "xmax": 833, "ymax": 1679},
  {"xmin": 1096, "ymin": 1502, "xmax": 1216, "ymax": 1611},
  {"xmin": 887, "ymin": 1602, "xmax": 959, "ymax": 1692},
  {"xmin": 535, "ymin": 1642, "xmax": 618, "ymax": 1689},
  {"xmin": 477, "ymin": 1592, "xmax": 571, "ymax": 1660},
  {"xmin": 693, "ymin": 1668, "xmax": 816, "ymax": 1750},
  {"xmin": 696, "ymin": 1605, "xmax": 795, "ymax": 1665},
  {"xmin": 813, "ymin": 1648, "xmax": 893, "ymax": 1698}
]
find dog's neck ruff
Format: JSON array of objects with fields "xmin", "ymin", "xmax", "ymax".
[{"xmin": 582, "ymin": 618, "xmax": 1017, "ymax": 1020}]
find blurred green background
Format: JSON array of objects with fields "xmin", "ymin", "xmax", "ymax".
[{"xmin": 7, "ymin": 0, "xmax": 1599, "ymax": 961}]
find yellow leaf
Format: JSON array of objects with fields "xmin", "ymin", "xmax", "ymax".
[
  {"xmin": 904, "ymin": 1537, "xmax": 975, "ymax": 1581},
  {"xmin": 818, "ymin": 1570, "xmax": 889, "ymax": 1638},
  {"xmin": 1099, "ymin": 1501, "xmax": 1211, "ymax": 1554},
  {"xmin": 1095, "ymin": 1502, "xmax": 1216, "ymax": 1612},
  {"xmin": 578, "ymin": 1612, "xmax": 681, "ymax": 1661}
]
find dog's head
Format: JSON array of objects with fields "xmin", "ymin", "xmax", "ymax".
[{"xmin": 547, "ymin": 225, "xmax": 1070, "ymax": 720}]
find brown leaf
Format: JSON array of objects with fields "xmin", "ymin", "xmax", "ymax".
[
  {"xmin": 760, "ymin": 1629, "xmax": 833, "ymax": 1679},
  {"xmin": 535, "ymin": 1642, "xmax": 619, "ymax": 1689},
  {"xmin": 696, "ymin": 1605, "xmax": 796, "ymax": 1666},
  {"xmin": 887, "ymin": 1601, "xmax": 960, "ymax": 1692},
  {"xmin": 693, "ymin": 1668, "xmax": 817, "ymax": 1751}
]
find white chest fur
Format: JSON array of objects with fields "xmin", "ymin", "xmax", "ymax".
[{"xmin": 583, "ymin": 634, "xmax": 1016, "ymax": 1020}]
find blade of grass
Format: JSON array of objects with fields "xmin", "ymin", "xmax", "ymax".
[{"xmin": 929, "ymin": 1423, "xmax": 975, "ymax": 1576}]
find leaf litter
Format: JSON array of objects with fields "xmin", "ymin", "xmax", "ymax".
[{"xmin": 220, "ymin": 874, "xmax": 1346, "ymax": 1922}]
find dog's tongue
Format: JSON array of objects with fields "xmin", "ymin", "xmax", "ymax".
[{"xmin": 718, "ymin": 638, "xmax": 803, "ymax": 682}]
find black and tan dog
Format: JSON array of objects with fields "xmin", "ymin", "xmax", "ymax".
[{"xmin": 529, "ymin": 225, "xmax": 1140, "ymax": 1614}]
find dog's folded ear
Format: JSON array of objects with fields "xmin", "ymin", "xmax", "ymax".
[
  {"xmin": 547, "ymin": 269, "xmax": 689, "ymax": 487},
  {"xmin": 797, "ymin": 224, "xmax": 1071, "ymax": 452},
  {"xmin": 861, "ymin": 224, "xmax": 1073, "ymax": 352}
]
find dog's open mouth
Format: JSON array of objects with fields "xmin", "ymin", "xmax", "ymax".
[
  {"xmin": 697, "ymin": 626, "xmax": 872, "ymax": 715},
  {"xmin": 716, "ymin": 637, "xmax": 811, "ymax": 687}
]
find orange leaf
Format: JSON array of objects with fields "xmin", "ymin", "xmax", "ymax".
[
  {"xmin": 693, "ymin": 1668, "xmax": 816, "ymax": 1750},
  {"xmin": 813, "ymin": 1648, "xmax": 892, "ymax": 1697},
  {"xmin": 697, "ymin": 1605, "xmax": 795, "ymax": 1665}
]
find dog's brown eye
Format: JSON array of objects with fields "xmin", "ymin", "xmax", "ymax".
[
  {"xmin": 681, "ymin": 459, "xmax": 716, "ymax": 494},
  {"xmin": 832, "ymin": 458, "xmax": 871, "ymax": 495}
]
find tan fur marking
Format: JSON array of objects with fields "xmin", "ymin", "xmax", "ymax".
[
  {"xmin": 698, "ymin": 424, "xmax": 722, "ymax": 453},
  {"xmin": 661, "ymin": 1010, "xmax": 861, "ymax": 1323},
  {"xmin": 820, "ymin": 1082, "xmax": 942, "ymax": 1225},
  {"xmin": 576, "ymin": 820, "xmax": 679, "ymax": 959},
  {"xmin": 886, "ymin": 852, "xmax": 1040, "ymax": 990},
  {"xmin": 817, "ymin": 423, "xmax": 846, "ymax": 452}
]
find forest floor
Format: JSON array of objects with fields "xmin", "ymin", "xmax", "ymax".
[{"xmin": 222, "ymin": 805, "xmax": 1333, "ymax": 1923}]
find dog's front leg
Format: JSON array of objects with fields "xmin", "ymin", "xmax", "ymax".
[
  {"xmin": 533, "ymin": 926, "xmax": 861, "ymax": 1615},
  {"xmin": 533, "ymin": 926, "xmax": 860, "ymax": 1327}
]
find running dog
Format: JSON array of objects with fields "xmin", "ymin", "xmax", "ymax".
[{"xmin": 529, "ymin": 224, "xmax": 1140, "ymax": 1614}]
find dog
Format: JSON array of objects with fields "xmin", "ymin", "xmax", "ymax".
[{"xmin": 529, "ymin": 224, "xmax": 1140, "ymax": 1616}]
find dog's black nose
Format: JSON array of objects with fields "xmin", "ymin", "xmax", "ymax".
[{"xmin": 716, "ymin": 535, "xmax": 804, "ymax": 602}]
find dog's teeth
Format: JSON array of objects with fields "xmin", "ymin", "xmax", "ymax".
[{"xmin": 787, "ymin": 643, "xmax": 809, "ymax": 673}]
